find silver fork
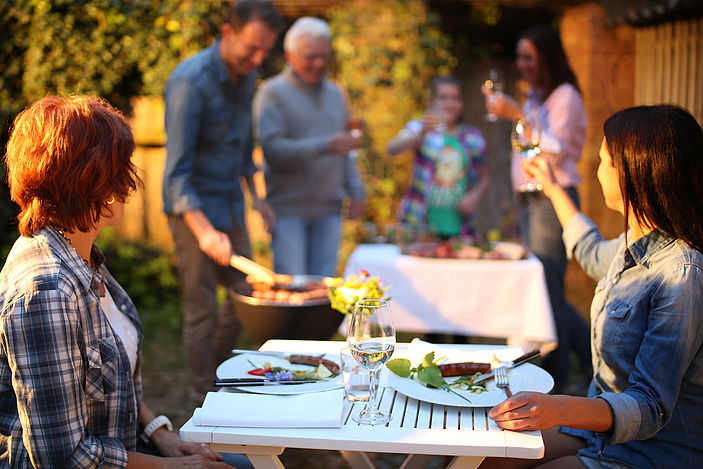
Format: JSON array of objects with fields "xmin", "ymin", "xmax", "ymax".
[{"xmin": 495, "ymin": 367, "xmax": 512, "ymax": 398}]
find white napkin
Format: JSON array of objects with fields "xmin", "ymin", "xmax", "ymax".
[{"xmin": 192, "ymin": 389, "xmax": 344, "ymax": 428}]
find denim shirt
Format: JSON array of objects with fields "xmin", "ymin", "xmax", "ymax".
[
  {"xmin": 560, "ymin": 214, "xmax": 703, "ymax": 468},
  {"xmin": 0, "ymin": 228, "xmax": 143, "ymax": 468},
  {"xmin": 163, "ymin": 40, "xmax": 257, "ymax": 230}
]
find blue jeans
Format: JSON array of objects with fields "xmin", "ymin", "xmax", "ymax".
[
  {"xmin": 517, "ymin": 188, "xmax": 592, "ymax": 393},
  {"xmin": 272, "ymin": 213, "xmax": 342, "ymax": 277},
  {"xmin": 137, "ymin": 440, "xmax": 253, "ymax": 468}
]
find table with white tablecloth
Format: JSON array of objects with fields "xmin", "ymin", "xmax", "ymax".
[{"xmin": 344, "ymin": 244, "xmax": 557, "ymax": 351}]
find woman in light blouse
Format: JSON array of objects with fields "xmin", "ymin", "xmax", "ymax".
[
  {"xmin": 481, "ymin": 105, "xmax": 703, "ymax": 469},
  {"xmin": 0, "ymin": 96, "xmax": 242, "ymax": 468},
  {"xmin": 483, "ymin": 24, "xmax": 591, "ymax": 393}
]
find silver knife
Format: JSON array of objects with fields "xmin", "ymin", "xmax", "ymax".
[
  {"xmin": 472, "ymin": 349, "xmax": 541, "ymax": 384},
  {"xmin": 230, "ymin": 349, "xmax": 327, "ymax": 359},
  {"xmin": 230, "ymin": 349, "xmax": 290, "ymax": 358},
  {"xmin": 214, "ymin": 378, "xmax": 319, "ymax": 387}
]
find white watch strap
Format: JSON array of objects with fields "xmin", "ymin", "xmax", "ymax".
[{"xmin": 142, "ymin": 415, "xmax": 173, "ymax": 441}]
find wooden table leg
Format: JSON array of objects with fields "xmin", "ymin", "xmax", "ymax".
[
  {"xmin": 339, "ymin": 450, "xmax": 376, "ymax": 469},
  {"xmin": 445, "ymin": 456, "xmax": 486, "ymax": 469},
  {"xmin": 211, "ymin": 445, "xmax": 285, "ymax": 469}
]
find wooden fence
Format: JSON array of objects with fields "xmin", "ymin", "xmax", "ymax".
[{"xmin": 635, "ymin": 17, "xmax": 703, "ymax": 124}]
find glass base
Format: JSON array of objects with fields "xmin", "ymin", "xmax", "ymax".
[{"xmin": 352, "ymin": 408, "xmax": 392, "ymax": 425}]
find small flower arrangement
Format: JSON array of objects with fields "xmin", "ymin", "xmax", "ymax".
[{"xmin": 327, "ymin": 269, "xmax": 391, "ymax": 315}]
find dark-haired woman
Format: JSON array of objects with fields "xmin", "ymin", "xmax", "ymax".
[
  {"xmin": 481, "ymin": 105, "xmax": 703, "ymax": 469},
  {"xmin": 0, "ymin": 96, "xmax": 244, "ymax": 468},
  {"xmin": 388, "ymin": 76, "xmax": 491, "ymax": 238},
  {"xmin": 483, "ymin": 24, "xmax": 591, "ymax": 392}
]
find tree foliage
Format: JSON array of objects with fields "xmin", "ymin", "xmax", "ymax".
[
  {"xmin": 0, "ymin": 0, "xmax": 229, "ymax": 258},
  {"xmin": 328, "ymin": 0, "xmax": 455, "ymax": 253},
  {"xmin": 1, "ymin": 0, "xmax": 228, "ymax": 125}
]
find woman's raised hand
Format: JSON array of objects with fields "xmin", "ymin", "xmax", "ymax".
[
  {"xmin": 481, "ymin": 88, "xmax": 522, "ymax": 122},
  {"xmin": 521, "ymin": 156, "xmax": 559, "ymax": 197},
  {"xmin": 420, "ymin": 107, "xmax": 444, "ymax": 134}
]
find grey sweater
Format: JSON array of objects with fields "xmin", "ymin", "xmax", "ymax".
[{"xmin": 253, "ymin": 67, "xmax": 365, "ymax": 218}]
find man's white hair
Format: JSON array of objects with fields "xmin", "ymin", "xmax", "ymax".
[{"xmin": 283, "ymin": 17, "xmax": 331, "ymax": 52}]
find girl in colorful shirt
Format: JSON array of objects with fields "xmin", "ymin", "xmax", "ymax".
[{"xmin": 387, "ymin": 76, "xmax": 491, "ymax": 238}]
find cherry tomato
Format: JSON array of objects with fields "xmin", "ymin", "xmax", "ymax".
[{"xmin": 247, "ymin": 367, "xmax": 271, "ymax": 376}]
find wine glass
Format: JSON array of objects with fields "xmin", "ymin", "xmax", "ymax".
[
  {"xmin": 429, "ymin": 104, "xmax": 446, "ymax": 134},
  {"xmin": 347, "ymin": 117, "xmax": 363, "ymax": 160},
  {"xmin": 347, "ymin": 298, "xmax": 396, "ymax": 425},
  {"xmin": 511, "ymin": 116, "xmax": 543, "ymax": 192},
  {"xmin": 483, "ymin": 68, "xmax": 502, "ymax": 122}
]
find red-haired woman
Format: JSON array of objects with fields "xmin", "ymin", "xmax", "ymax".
[{"xmin": 0, "ymin": 96, "xmax": 241, "ymax": 468}]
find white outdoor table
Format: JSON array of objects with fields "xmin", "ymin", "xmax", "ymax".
[
  {"xmin": 344, "ymin": 244, "xmax": 557, "ymax": 352},
  {"xmin": 180, "ymin": 340, "xmax": 546, "ymax": 469}
]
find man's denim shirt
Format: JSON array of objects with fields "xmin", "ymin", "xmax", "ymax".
[
  {"xmin": 560, "ymin": 214, "xmax": 703, "ymax": 468},
  {"xmin": 163, "ymin": 40, "xmax": 257, "ymax": 230}
]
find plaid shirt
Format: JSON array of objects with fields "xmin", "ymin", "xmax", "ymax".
[
  {"xmin": 397, "ymin": 120, "xmax": 487, "ymax": 234},
  {"xmin": 0, "ymin": 227, "xmax": 143, "ymax": 468}
]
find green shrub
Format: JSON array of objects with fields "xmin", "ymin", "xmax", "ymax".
[{"xmin": 95, "ymin": 229, "xmax": 182, "ymax": 336}]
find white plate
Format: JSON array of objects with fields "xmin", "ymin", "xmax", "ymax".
[
  {"xmin": 216, "ymin": 353, "xmax": 343, "ymax": 395},
  {"xmin": 387, "ymin": 362, "xmax": 553, "ymax": 407}
]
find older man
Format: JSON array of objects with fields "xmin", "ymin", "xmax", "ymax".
[
  {"xmin": 163, "ymin": 0, "xmax": 283, "ymax": 401},
  {"xmin": 254, "ymin": 17, "xmax": 365, "ymax": 277}
]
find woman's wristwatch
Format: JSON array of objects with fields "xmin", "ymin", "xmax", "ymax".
[{"xmin": 141, "ymin": 415, "xmax": 173, "ymax": 443}]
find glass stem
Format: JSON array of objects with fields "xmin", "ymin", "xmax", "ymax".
[{"xmin": 367, "ymin": 370, "xmax": 378, "ymax": 412}]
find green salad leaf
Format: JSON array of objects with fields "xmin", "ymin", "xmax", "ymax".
[
  {"xmin": 386, "ymin": 358, "xmax": 412, "ymax": 377},
  {"xmin": 386, "ymin": 351, "xmax": 488, "ymax": 404}
]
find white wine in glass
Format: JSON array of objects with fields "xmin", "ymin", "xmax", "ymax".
[
  {"xmin": 347, "ymin": 117, "xmax": 363, "ymax": 160},
  {"xmin": 511, "ymin": 117, "xmax": 542, "ymax": 192},
  {"xmin": 483, "ymin": 68, "xmax": 501, "ymax": 122},
  {"xmin": 347, "ymin": 299, "xmax": 395, "ymax": 425}
]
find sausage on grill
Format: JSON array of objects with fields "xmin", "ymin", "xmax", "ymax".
[{"xmin": 438, "ymin": 362, "xmax": 491, "ymax": 377}]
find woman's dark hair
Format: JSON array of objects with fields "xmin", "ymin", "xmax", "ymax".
[
  {"xmin": 228, "ymin": 0, "xmax": 284, "ymax": 33},
  {"xmin": 604, "ymin": 105, "xmax": 703, "ymax": 252},
  {"xmin": 5, "ymin": 95, "xmax": 142, "ymax": 236},
  {"xmin": 520, "ymin": 24, "xmax": 580, "ymax": 97},
  {"xmin": 429, "ymin": 76, "xmax": 462, "ymax": 100}
]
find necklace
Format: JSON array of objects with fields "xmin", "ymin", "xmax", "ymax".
[{"xmin": 54, "ymin": 226, "xmax": 103, "ymax": 288}]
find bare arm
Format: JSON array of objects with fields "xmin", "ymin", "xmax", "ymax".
[
  {"xmin": 456, "ymin": 164, "xmax": 491, "ymax": 217},
  {"xmin": 489, "ymin": 392, "xmax": 613, "ymax": 432},
  {"xmin": 129, "ymin": 403, "xmax": 225, "ymax": 466},
  {"xmin": 481, "ymin": 88, "xmax": 523, "ymax": 122},
  {"xmin": 387, "ymin": 128, "xmax": 422, "ymax": 156},
  {"xmin": 522, "ymin": 156, "xmax": 579, "ymax": 228},
  {"xmin": 387, "ymin": 111, "xmax": 443, "ymax": 156},
  {"xmin": 183, "ymin": 210, "xmax": 232, "ymax": 266}
]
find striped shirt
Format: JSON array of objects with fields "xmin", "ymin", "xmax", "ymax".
[{"xmin": 0, "ymin": 227, "xmax": 143, "ymax": 468}]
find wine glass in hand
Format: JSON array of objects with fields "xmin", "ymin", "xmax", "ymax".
[
  {"xmin": 347, "ymin": 117, "xmax": 363, "ymax": 159},
  {"xmin": 511, "ymin": 116, "xmax": 543, "ymax": 192},
  {"xmin": 348, "ymin": 299, "xmax": 395, "ymax": 425},
  {"xmin": 483, "ymin": 68, "xmax": 502, "ymax": 122}
]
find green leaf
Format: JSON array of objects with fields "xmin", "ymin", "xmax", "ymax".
[
  {"xmin": 422, "ymin": 351, "xmax": 436, "ymax": 367},
  {"xmin": 386, "ymin": 358, "xmax": 412, "ymax": 378},
  {"xmin": 417, "ymin": 365, "xmax": 444, "ymax": 388}
]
